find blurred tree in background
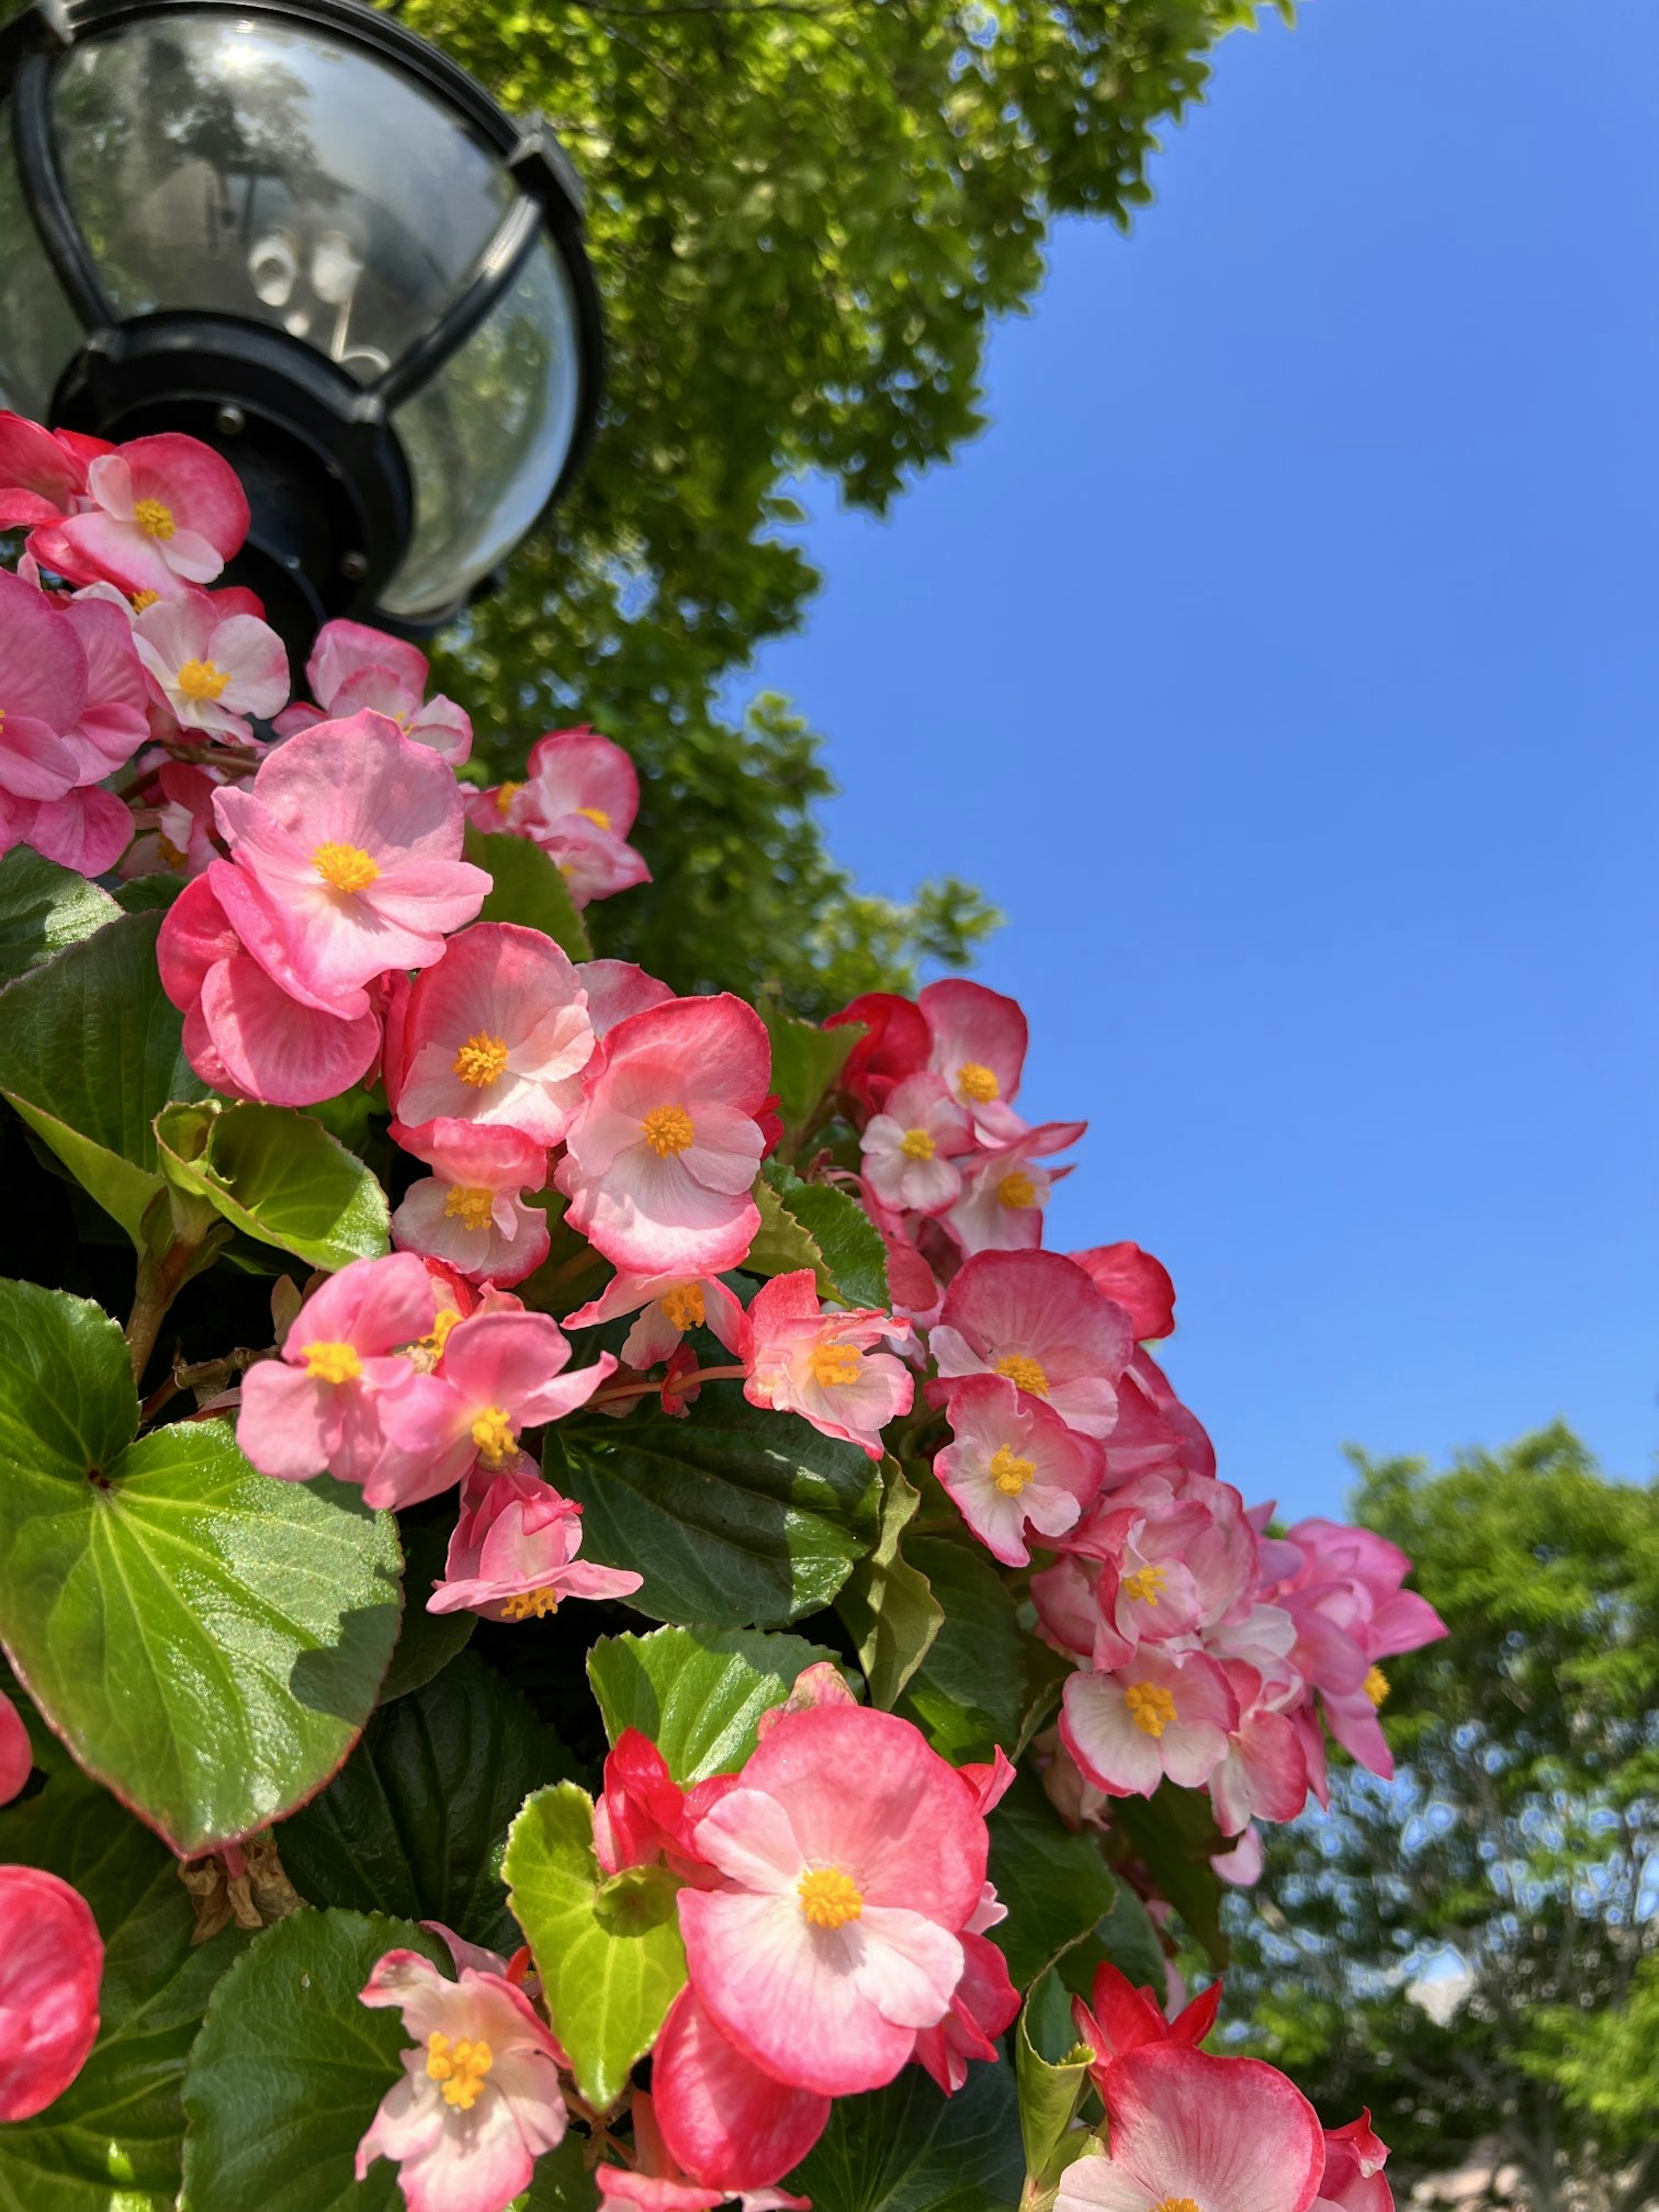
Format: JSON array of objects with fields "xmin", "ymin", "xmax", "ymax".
[
  {"xmin": 1223, "ymin": 1427, "xmax": 1659, "ymax": 2212},
  {"xmin": 395, "ymin": 0, "xmax": 1287, "ymax": 1005}
]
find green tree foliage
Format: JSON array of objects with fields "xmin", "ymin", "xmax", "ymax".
[
  {"xmin": 397, "ymin": 0, "xmax": 1286, "ymax": 1007},
  {"xmin": 1224, "ymin": 1427, "xmax": 1659, "ymax": 2212}
]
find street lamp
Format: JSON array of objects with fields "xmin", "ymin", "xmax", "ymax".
[{"xmin": 0, "ymin": 0, "xmax": 604, "ymax": 646}]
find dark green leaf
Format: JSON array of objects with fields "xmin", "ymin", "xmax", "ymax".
[
  {"xmin": 154, "ymin": 1099, "xmax": 390, "ymax": 1271},
  {"xmin": 750, "ymin": 1161, "xmax": 888, "ymax": 1310},
  {"xmin": 178, "ymin": 1908, "xmax": 447, "ymax": 2212},
  {"xmin": 504, "ymin": 1781, "xmax": 686, "ymax": 2110},
  {"xmin": 0, "ymin": 1280, "xmax": 402, "ymax": 1856},
  {"xmin": 785, "ymin": 2053, "xmax": 1023, "ymax": 2211},
  {"xmin": 0, "ymin": 1778, "xmax": 251, "ymax": 2212},
  {"xmin": 758, "ymin": 1000, "xmax": 858, "ymax": 1153},
  {"xmin": 280, "ymin": 1652, "xmax": 574, "ymax": 1950},
  {"xmin": 555, "ymin": 1392, "xmax": 879, "ymax": 1629},
  {"xmin": 464, "ymin": 823, "xmax": 591, "ymax": 960},
  {"xmin": 836, "ymin": 1458, "xmax": 942, "ymax": 1709},
  {"xmin": 587, "ymin": 1623, "xmax": 845, "ymax": 1783},
  {"xmin": 1111, "ymin": 1788, "xmax": 1230, "ymax": 1968},
  {"xmin": 113, "ymin": 875, "xmax": 186, "ymax": 914},
  {"xmin": 0, "ymin": 847, "xmax": 120, "ymax": 986},
  {"xmin": 378, "ymin": 1517, "xmax": 475, "ymax": 1702},
  {"xmin": 898, "ymin": 1535, "xmax": 1025, "ymax": 1761},
  {"xmin": 517, "ymin": 2134, "xmax": 601, "ymax": 2209},
  {"xmin": 986, "ymin": 1771, "xmax": 1116, "ymax": 1991}
]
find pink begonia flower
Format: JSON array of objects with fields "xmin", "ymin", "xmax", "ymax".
[
  {"xmin": 912, "ymin": 1927, "xmax": 1020, "ymax": 2098},
  {"xmin": 1060, "ymin": 1647, "xmax": 1237, "ymax": 1799},
  {"xmin": 928, "ymin": 1249, "xmax": 1135, "ymax": 1440},
  {"xmin": 944, "ymin": 1119, "xmax": 1085, "ymax": 1256},
  {"xmin": 489, "ymin": 726, "xmax": 650, "ymax": 908},
  {"xmin": 935, "ymin": 1372, "xmax": 1103, "ymax": 1567},
  {"xmin": 159, "ymin": 871, "xmax": 385, "ymax": 1106},
  {"xmin": 676, "ymin": 1704, "xmax": 987, "ymax": 2099},
  {"xmin": 597, "ymin": 2089, "xmax": 810, "ymax": 2212},
  {"xmin": 132, "ymin": 593, "xmax": 288, "ymax": 740},
  {"xmin": 122, "ymin": 757, "xmax": 221, "ymax": 880},
  {"xmin": 379, "ymin": 1308, "xmax": 616, "ymax": 1505},
  {"xmin": 210, "ymin": 712, "xmax": 488, "ymax": 1017},
  {"xmin": 0, "ymin": 1692, "xmax": 31, "ymax": 1805},
  {"xmin": 1211, "ymin": 1822, "xmax": 1266, "ymax": 1888},
  {"xmin": 30, "ymin": 433, "xmax": 248, "ymax": 599},
  {"xmin": 826, "ymin": 991, "xmax": 931, "ymax": 1116},
  {"xmin": 652, "ymin": 1988, "xmax": 833, "ymax": 2194},
  {"xmin": 0, "ymin": 568, "xmax": 83, "ymax": 804},
  {"xmin": 1053, "ymin": 2042, "xmax": 1326, "ymax": 2212},
  {"xmin": 564, "ymin": 1268, "xmax": 748, "ymax": 1370},
  {"xmin": 356, "ymin": 1940, "xmax": 567, "ymax": 2212},
  {"xmin": 391, "ymin": 1120, "xmax": 552, "ymax": 1289},
  {"xmin": 0, "ymin": 410, "xmax": 98, "ymax": 528},
  {"xmin": 275, "ymin": 617, "xmax": 471, "ymax": 763},
  {"xmin": 592, "ymin": 1729, "xmax": 698, "ymax": 1880},
  {"xmin": 237, "ymin": 1252, "xmax": 435, "ymax": 1492},
  {"xmin": 1208, "ymin": 1680, "xmax": 1310, "ymax": 1837},
  {"xmin": 556, "ymin": 994, "xmax": 772, "ymax": 1276},
  {"xmin": 427, "ymin": 1459, "xmax": 642, "ymax": 1620},
  {"xmin": 858, "ymin": 1072, "xmax": 974, "ymax": 1216},
  {"xmin": 13, "ymin": 593, "xmax": 150, "ymax": 872},
  {"xmin": 1070, "ymin": 1961, "xmax": 1220, "ymax": 2091},
  {"xmin": 1068, "ymin": 1242, "xmax": 1177, "ymax": 1343},
  {"xmin": 918, "ymin": 977, "xmax": 1030, "ymax": 1143},
  {"xmin": 578, "ymin": 958, "xmax": 675, "ymax": 1037},
  {"xmin": 387, "ymin": 922, "xmax": 594, "ymax": 1147},
  {"xmin": 1314, "ymin": 2114, "xmax": 1394, "ymax": 2212},
  {"xmin": 742, "ymin": 1269, "xmax": 913, "ymax": 1460},
  {"xmin": 0, "ymin": 1866, "xmax": 104, "ymax": 2122}
]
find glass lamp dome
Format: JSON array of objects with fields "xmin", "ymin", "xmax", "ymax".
[{"xmin": 0, "ymin": 0, "xmax": 603, "ymax": 640}]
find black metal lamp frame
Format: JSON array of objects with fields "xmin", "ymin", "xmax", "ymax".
[{"xmin": 0, "ymin": 0, "xmax": 605, "ymax": 640}]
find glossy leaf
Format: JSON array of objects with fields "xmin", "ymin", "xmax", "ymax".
[
  {"xmin": 0, "ymin": 846, "xmax": 120, "ymax": 987},
  {"xmin": 178, "ymin": 1907, "xmax": 447, "ymax": 2212},
  {"xmin": 0, "ymin": 1279, "xmax": 402, "ymax": 1856},
  {"xmin": 587, "ymin": 1623, "xmax": 844, "ymax": 1783},
  {"xmin": 784, "ymin": 2054, "xmax": 1024, "ymax": 2212},
  {"xmin": 0, "ymin": 912, "xmax": 208, "ymax": 1246},
  {"xmin": 154, "ymin": 1099, "xmax": 390, "ymax": 1271},
  {"xmin": 464, "ymin": 822, "xmax": 591, "ymax": 960},
  {"xmin": 748, "ymin": 1160, "xmax": 889, "ymax": 1310},
  {"xmin": 836, "ymin": 1458, "xmax": 942, "ymax": 1709},
  {"xmin": 758, "ymin": 1000, "xmax": 858, "ymax": 1153},
  {"xmin": 1015, "ymin": 1968, "xmax": 1094, "ymax": 2196},
  {"xmin": 504, "ymin": 1780, "xmax": 686, "ymax": 2111},
  {"xmin": 0, "ymin": 1778, "xmax": 251, "ymax": 2212},
  {"xmin": 986, "ymin": 1770, "xmax": 1117, "ymax": 1992},
  {"xmin": 378, "ymin": 1517, "xmax": 475, "ymax": 1702},
  {"xmin": 1111, "ymin": 1786, "xmax": 1230, "ymax": 1968},
  {"xmin": 554, "ymin": 1393, "xmax": 879, "ymax": 1629},
  {"xmin": 280, "ymin": 1651, "xmax": 574, "ymax": 1950},
  {"xmin": 517, "ymin": 2135, "xmax": 600, "ymax": 2209},
  {"xmin": 898, "ymin": 1534, "xmax": 1025, "ymax": 1761}
]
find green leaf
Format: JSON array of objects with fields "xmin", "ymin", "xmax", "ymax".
[
  {"xmin": 0, "ymin": 912, "xmax": 206, "ymax": 1246},
  {"xmin": 518, "ymin": 2134, "xmax": 601, "ymax": 2209},
  {"xmin": 113, "ymin": 875, "xmax": 186, "ymax": 915},
  {"xmin": 785, "ymin": 2053, "xmax": 1024, "ymax": 2211},
  {"xmin": 748, "ymin": 1160, "xmax": 889, "ymax": 1310},
  {"xmin": 758, "ymin": 999, "xmax": 858, "ymax": 1153},
  {"xmin": 378, "ymin": 1517, "xmax": 475, "ymax": 1702},
  {"xmin": 0, "ymin": 846, "xmax": 121, "ymax": 987},
  {"xmin": 587, "ymin": 1624, "xmax": 845, "ymax": 1783},
  {"xmin": 836, "ymin": 1458, "xmax": 942, "ymax": 1709},
  {"xmin": 1015, "ymin": 1968, "xmax": 1095, "ymax": 2197},
  {"xmin": 986, "ymin": 1771, "xmax": 1117, "ymax": 1991},
  {"xmin": 154, "ymin": 1099, "xmax": 390, "ymax": 1270},
  {"xmin": 898, "ymin": 1535, "xmax": 1025, "ymax": 1761},
  {"xmin": 1111, "ymin": 1787, "xmax": 1230, "ymax": 1968},
  {"xmin": 178, "ymin": 1908, "xmax": 448, "ymax": 2212},
  {"xmin": 504, "ymin": 1780, "xmax": 686, "ymax": 2110},
  {"xmin": 464, "ymin": 822, "xmax": 591, "ymax": 960},
  {"xmin": 280, "ymin": 1652, "xmax": 574, "ymax": 1950},
  {"xmin": 1090, "ymin": 1880, "xmax": 1167, "ymax": 1996},
  {"xmin": 555, "ymin": 1392, "xmax": 879, "ymax": 1629},
  {"xmin": 0, "ymin": 1779, "xmax": 251, "ymax": 2212},
  {"xmin": 0, "ymin": 1280, "xmax": 402, "ymax": 1856}
]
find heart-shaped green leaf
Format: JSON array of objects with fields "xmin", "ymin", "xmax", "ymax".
[
  {"xmin": 986, "ymin": 1770, "xmax": 1117, "ymax": 1992},
  {"xmin": 897, "ymin": 1534, "xmax": 1026, "ymax": 1761},
  {"xmin": 179, "ymin": 1908, "xmax": 447, "ymax": 2212},
  {"xmin": 587, "ymin": 1623, "xmax": 845, "ymax": 1783},
  {"xmin": 748, "ymin": 1160, "xmax": 889, "ymax": 1310},
  {"xmin": 155, "ymin": 1098, "xmax": 390, "ymax": 1271},
  {"xmin": 836, "ymin": 1458, "xmax": 942, "ymax": 1709},
  {"xmin": 464, "ymin": 823, "xmax": 591, "ymax": 960},
  {"xmin": 0, "ymin": 911, "xmax": 206, "ymax": 1246},
  {"xmin": 553, "ymin": 1392, "xmax": 879, "ymax": 1629},
  {"xmin": 1109, "ymin": 1786, "xmax": 1230, "ymax": 1968},
  {"xmin": 0, "ymin": 1279, "xmax": 402, "ymax": 1856},
  {"xmin": 0, "ymin": 846, "xmax": 121, "ymax": 987},
  {"xmin": 377, "ymin": 1516, "xmax": 475, "ymax": 1702},
  {"xmin": 504, "ymin": 1780, "xmax": 687, "ymax": 2111},
  {"xmin": 784, "ymin": 2053, "xmax": 1024, "ymax": 2211},
  {"xmin": 0, "ymin": 1777, "xmax": 252, "ymax": 2212},
  {"xmin": 757, "ymin": 1000, "xmax": 859, "ymax": 1155}
]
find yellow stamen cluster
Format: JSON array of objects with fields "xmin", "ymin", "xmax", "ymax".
[
  {"xmin": 1152, "ymin": 2199, "xmax": 1204, "ymax": 2212},
  {"xmin": 470, "ymin": 1405, "xmax": 518, "ymax": 1468},
  {"xmin": 312, "ymin": 841, "xmax": 380, "ymax": 894},
  {"xmin": 1125, "ymin": 1681, "xmax": 1178, "ymax": 1739},
  {"xmin": 444, "ymin": 1185, "xmax": 496, "ymax": 1232},
  {"xmin": 899, "ymin": 1127, "xmax": 936, "ymax": 1161},
  {"xmin": 411, "ymin": 1305, "xmax": 464, "ymax": 1369},
  {"xmin": 501, "ymin": 1585, "xmax": 561, "ymax": 1621},
  {"xmin": 453, "ymin": 1032, "xmax": 509, "ymax": 1088},
  {"xmin": 302, "ymin": 1340, "xmax": 362, "ymax": 1385},
  {"xmin": 989, "ymin": 1444, "xmax": 1036, "ymax": 1497},
  {"xmin": 661, "ymin": 1283, "xmax": 706, "ymax": 1332},
  {"xmin": 995, "ymin": 1352, "xmax": 1049, "ymax": 1398},
  {"xmin": 576, "ymin": 804, "xmax": 612, "ymax": 830},
  {"xmin": 809, "ymin": 1342, "xmax": 864, "ymax": 1389},
  {"xmin": 133, "ymin": 496, "xmax": 175, "ymax": 540},
  {"xmin": 798, "ymin": 1866, "xmax": 863, "ymax": 1929},
  {"xmin": 426, "ymin": 2030, "xmax": 494, "ymax": 2111},
  {"xmin": 998, "ymin": 1171, "xmax": 1037, "ymax": 1211},
  {"xmin": 131, "ymin": 588, "xmax": 160, "ymax": 612},
  {"xmin": 495, "ymin": 780, "xmax": 523, "ymax": 815},
  {"xmin": 1121, "ymin": 1564, "xmax": 1168, "ymax": 1606},
  {"xmin": 640, "ymin": 1103, "xmax": 696, "ymax": 1157},
  {"xmin": 177, "ymin": 658, "xmax": 230, "ymax": 702},
  {"xmin": 1364, "ymin": 1665, "xmax": 1390, "ymax": 1709},
  {"xmin": 957, "ymin": 1062, "xmax": 999, "ymax": 1103}
]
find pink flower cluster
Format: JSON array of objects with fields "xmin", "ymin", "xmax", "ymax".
[{"xmin": 469, "ymin": 726, "xmax": 650, "ymax": 909}]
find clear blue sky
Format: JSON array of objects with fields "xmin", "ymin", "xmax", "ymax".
[{"xmin": 741, "ymin": 0, "xmax": 1659, "ymax": 1522}]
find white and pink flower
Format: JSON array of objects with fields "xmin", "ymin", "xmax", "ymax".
[
  {"xmin": 427, "ymin": 1461, "xmax": 642, "ymax": 1620},
  {"xmin": 1060, "ymin": 1647, "xmax": 1237, "ymax": 1799},
  {"xmin": 487, "ymin": 726, "xmax": 649, "ymax": 907},
  {"xmin": 919, "ymin": 978, "xmax": 1030, "ymax": 1143},
  {"xmin": 132, "ymin": 591, "xmax": 287, "ymax": 741},
  {"xmin": 944, "ymin": 1118, "xmax": 1085, "ymax": 1256},
  {"xmin": 390, "ymin": 1120, "xmax": 552, "ymax": 1288},
  {"xmin": 934, "ymin": 1371, "xmax": 1103, "ymax": 1566},
  {"xmin": 858, "ymin": 1073, "xmax": 974, "ymax": 1216},
  {"xmin": 928, "ymin": 1249, "xmax": 1135, "ymax": 1440},
  {"xmin": 30, "ymin": 432, "xmax": 248, "ymax": 599},
  {"xmin": 564, "ymin": 1268, "xmax": 749, "ymax": 1370},
  {"xmin": 742, "ymin": 1269, "xmax": 912, "ymax": 1459},
  {"xmin": 277, "ymin": 617, "xmax": 471, "ymax": 763}
]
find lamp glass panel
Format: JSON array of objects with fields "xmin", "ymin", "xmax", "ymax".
[
  {"xmin": 0, "ymin": 113, "xmax": 85, "ymax": 416},
  {"xmin": 51, "ymin": 11, "xmax": 515, "ymax": 385},
  {"xmin": 380, "ymin": 232, "xmax": 582, "ymax": 617}
]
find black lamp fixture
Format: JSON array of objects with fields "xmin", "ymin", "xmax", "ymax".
[{"xmin": 0, "ymin": 0, "xmax": 604, "ymax": 648}]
